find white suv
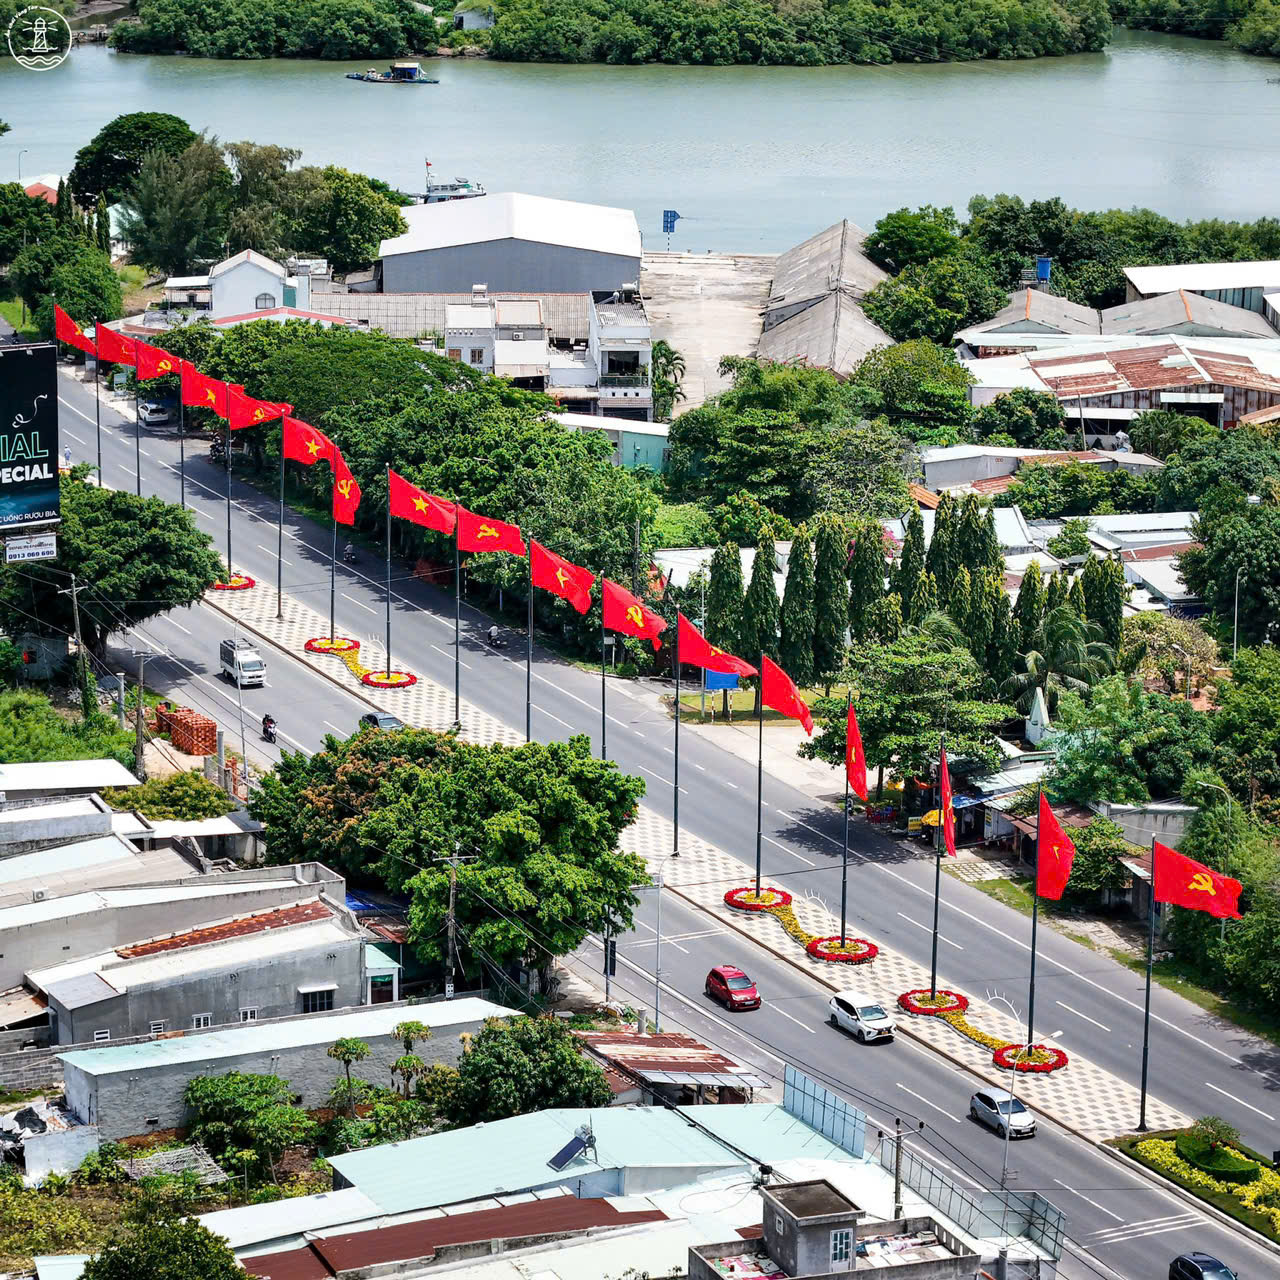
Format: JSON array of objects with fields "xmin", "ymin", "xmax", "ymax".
[{"xmin": 828, "ymin": 989, "xmax": 896, "ymax": 1042}]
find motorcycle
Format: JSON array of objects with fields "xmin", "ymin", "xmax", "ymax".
[
  {"xmin": 261, "ymin": 718, "xmax": 278, "ymax": 745},
  {"xmin": 209, "ymin": 437, "xmax": 228, "ymax": 466},
  {"xmin": 342, "ymin": 545, "xmax": 358, "ymax": 565},
  {"xmin": 486, "ymin": 629, "xmax": 506, "ymax": 650}
]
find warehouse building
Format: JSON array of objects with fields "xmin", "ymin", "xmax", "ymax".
[
  {"xmin": 1123, "ymin": 260, "xmax": 1280, "ymax": 311},
  {"xmin": 375, "ymin": 192, "xmax": 643, "ymax": 294}
]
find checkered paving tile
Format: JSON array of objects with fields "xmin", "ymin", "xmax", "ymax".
[{"xmin": 210, "ymin": 583, "xmax": 1186, "ymax": 1142}]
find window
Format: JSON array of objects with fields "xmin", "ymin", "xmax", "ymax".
[
  {"xmin": 470, "ymin": 348, "xmax": 485, "ymax": 364},
  {"xmin": 302, "ymin": 989, "xmax": 334, "ymax": 1014},
  {"xmin": 239, "ymin": 1007, "xmax": 258, "ymax": 1023},
  {"xmin": 191, "ymin": 1013, "xmax": 212, "ymax": 1029},
  {"xmin": 148, "ymin": 1020, "xmax": 167, "ymax": 1036},
  {"xmin": 93, "ymin": 1029, "xmax": 110, "ymax": 1043},
  {"xmin": 447, "ymin": 348, "xmax": 462, "ymax": 361},
  {"xmin": 255, "ymin": 292, "xmax": 276, "ymax": 310},
  {"xmin": 831, "ymin": 1228, "xmax": 852, "ymax": 1265}
]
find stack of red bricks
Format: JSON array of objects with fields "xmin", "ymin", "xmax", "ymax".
[{"xmin": 155, "ymin": 705, "xmax": 218, "ymax": 757}]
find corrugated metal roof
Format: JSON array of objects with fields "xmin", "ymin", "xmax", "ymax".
[
  {"xmin": 43, "ymin": 971, "xmax": 119, "ymax": 1010},
  {"xmin": 0, "ymin": 759, "xmax": 139, "ymax": 792},
  {"xmin": 957, "ymin": 290, "xmax": 1100, "ymax": 342},
  {"xmin": 575, "ymin": 1031, "xmax": 768, "ymax": 1088},
  {"xmin": 316, "ymin": 292, "xmax": 591, "ymax": 341},
  {"xmin": 0, "ymin": 836, "xmax": 139, "ymax": 888},
  {"xmin": 1124, "ymin": 259, "xmax": 1280, "ymax": 296},
  {"xmin": 115, "ymin": 899, "xmax": 330, "ymax": 957},
  {"xmin": 199, "ymin": 1187, "xmax": 381, "ymax": 1249},
  {"xmin": 1101, "ymin": 290, "xmax": 1279, "ymax": 338}
]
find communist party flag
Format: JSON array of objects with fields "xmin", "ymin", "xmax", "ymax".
[
  {"xmin": 846, "ymin": 700, "xmax": 868, "ymax": 803},
  {"xmin": 602, "ymin": 578, "xmax": 666, "ymax": 652},
  {"xmin": 54, "ymin": 304, "xmax": 96, "ymax": 356},
  {"xmin": 332, "ymin": 450, "xmax": 362, "ymax": 525},
  {"xmin": 282, "ymin": 416, "xmax": 334, "ymax": 467},
  {"xmin": 181, "ymin": 362, "xmax": 230, "ymax": 418},
  {"xmin": 133, "ymin": 339, "xmax": 180, "ymax": 380},
  {"xmin": 388, "ymin": 469, "xmax": 455, "ymax": 535},
  {"xmin": 229, "ymin": 385, "xmax": 289, "ymax": 431},
  {"xmin": 1036, "ymin": 793, "xmax": 1077, "ymax": 901},
  {"xmin": 939, "ymin": 744, "xmax": 956, "ymax": 856},
  {"xmin": 94, "ymin": 324, "xmax": 135, "ymax": 366},
  {"xmin": 675, "ymin": 613, "xmax": 757, "ymax": 678},
  {"xmin": 1153, "ymin": 840, "xmax": 1243, "ymax": 919},
  {"xmin": 530, "ymin": 540, "xmax": 595, "ymax": 615},
  {"xmin": 456, "ymin": 505, "xmax": 526, "ymax": 557},
  {"xmin": 761, "ymin": 655, "xmax": 813, "ymax": 735}
]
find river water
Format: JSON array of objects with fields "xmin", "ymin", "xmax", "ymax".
[{"xmin": 3, "ymin": 29, "xmax": 1279, "ymax": 250}]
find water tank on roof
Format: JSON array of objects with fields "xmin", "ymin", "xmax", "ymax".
[{"xmin": 1036, "ymin": 256, "xmax": 1052, "ymax": 282}]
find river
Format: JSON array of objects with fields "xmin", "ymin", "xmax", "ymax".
[{"xmin": 3, "ymin": 29, "xmax": 1279, "ymax": 250}]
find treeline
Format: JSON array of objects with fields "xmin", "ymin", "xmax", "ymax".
[
  {"xmin": 486, "ymin": 0, "xmax": 1112, "ymax": 65},
  {"xmin": 1113, "ymin": 0, "xmax": 1280, "ymax": 60},
  {"xmin": 111, "ymin": 0, "xmax": 441, "ymax": 59}
]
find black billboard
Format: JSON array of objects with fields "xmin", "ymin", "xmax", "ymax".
[{"xmin": 0, "ymin": 343, "xmax": 60, "ymax": 532}]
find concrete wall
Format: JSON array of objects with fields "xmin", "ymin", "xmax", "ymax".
[
  {"xmin": 1092, "ymin": 800, "xmax": 1196, "ymax": 851},
  {"xmin": 23, "ymin": 1122, "xmax": 99, "ymax": 1183},
  {"xmin": 213, "ymin": 259, "xmax": 287, "ymax": 318},
  {"xmin": 0, "ymin": 798, "xmax": 113, "ymax": 855},
  {"xmin": 382, "ymin": 241, "xmax": 641, "ymax": 296}
]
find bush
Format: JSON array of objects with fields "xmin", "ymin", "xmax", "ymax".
[
  {"xmin": 1175, "ymin": 1131, "xmax": 1261, "ymax": 1184},
  {"xmin": 104, "ymin": 769, "xmax": 235, "ymax": 821}
]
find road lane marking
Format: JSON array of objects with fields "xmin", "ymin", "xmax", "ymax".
[
  {"xmin": 763, "ymin": 835, "xmax": 815, "ymax": 866},
  {"xmin": 430, "ymin": 644, "xmax": 470, "ymax": 670},
  {"xmin": 65, "ymin": 430, "xmax": 86, "ymax": 444},
  {"xmin": 895, "ymin": 1083, "xmax": 960, "ymax": 1122},
  {"xmin": 1052, "ymin": 1178, "xmax": 1123, "ymax": 1222},
  {"xmin": 342, "ymin": 592, "xmax": 377, "ymax": 615},
  {"xmin": 323, "ymin": 721, "xmax": 346, "ymax": 734},
  {"xmin": 1204, "ymin": 1081, "xmax": 1274, "ymax": 1119},
  {"xmin": 258, "ymin": 545, "xmax": 292, "ymax": 565},
  {"xmin": 1055, "ymin": 1001, "xmax": 1110, "ymax": 1032},
  {"xmin": 768, "ymin": 1003, "xmax": 817, "ymax": 1034},
  {"xmin": 633, "ymin": 920, "xmax": 688, "ymax": 954},
  {"xmin": 896, "ymin": 913, "xmax": 963, "ymax": 949},
  {"xmin": 1089, "ymin": 1213, "xmax": 1198, "ymax": 1237},
  {"xmin": 637, "ymin": 765, "xmax": 671, "ymax": 788},
  {"xmin": 166, "ymin": 619, "xmax": 192, "ymax": 636}
]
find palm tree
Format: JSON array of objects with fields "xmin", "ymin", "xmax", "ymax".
[
  {"xmin": 1002, "ymin": 605, "xmax": 1114, "ymax": 714},
  {"xmin": 327, "ymin": 1036, "xmax": 371, "ymax": 1117},
  {"xmin": 650, "ymin": 340, "xmax": 686, "ymax": 420},
  {"xmin": 905, "ymin": 609, "xmax": 967, "ymax": 652}
]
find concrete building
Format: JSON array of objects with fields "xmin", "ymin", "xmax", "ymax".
[
  {"xmin": 1123, "ymin": 260, "xmax": 1280, "ymax": 311},
  {"xmin": 159, "ymin": 251, "xmax": 350, "ymax": 329},
  {"xmin": 551, "ymin": 412, "xmax": 669, "ymax": 470},
  {"xmin": 453, "ymin": 0, "xmax": 495, "ymax": 28},
  {"xmin": 0, "ymin": 758, "xmax": 139, "ymax": 802},
  {"xmin": 919, "ymin": 444, "xmax": 1162, "ymax": 499},
  {"xmin": 757, "ymin": 221, "xmax": 892, "ymax": 375},
  {"xmin": 377, "ymin": 193, "xmax": 643, "ymax": 295},
  {"xmin": 60, "ymin": 998, "xmax": 516, "ymax": 1141}
]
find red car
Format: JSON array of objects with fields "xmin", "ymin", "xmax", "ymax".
[{"xmin": 705, "ymin": 965, "xmax": 761, "ymax": 1011}]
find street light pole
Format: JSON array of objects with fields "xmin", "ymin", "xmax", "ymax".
[{"xmin": 652, "ymin": 850, "xmax": 678, "ymax": 1032}]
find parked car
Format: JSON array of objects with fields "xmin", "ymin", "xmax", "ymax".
[
  {"xmin": 1169, "ymin": 1254, "xmax": 1238, "ymax": 1280},
  {"xmin": 139, "ymin": 401, "xmax": 174, "ymax": 425},
  {"xmin": 360, "ymin": 711, "xmax": 404, "ymax": 731},
  {"xmin": 969, "ymin": 1088, "xmax": 1036, "ymax": 1138},
  {"xmin": 704, "ymin": 965, "xmax": 761, "ymax": 1011},
  {"xmin": 828, "ymin": 989, "xmax": 895, "ymax": 1042}
]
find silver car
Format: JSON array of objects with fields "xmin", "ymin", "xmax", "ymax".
[{"xmin": 970, "ymin": 1088, "xmax": 1036, "ymax": 1138}]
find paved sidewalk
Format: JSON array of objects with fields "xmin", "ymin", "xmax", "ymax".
[{"xmin": 211, "ymin": 582, "xmax": 1186, "ymax": 1142}]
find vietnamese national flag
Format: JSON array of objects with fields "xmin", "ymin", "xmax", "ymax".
[
  {"xmin": 939, "ymin": 744, "xmax": 956, "ymax": 857},
  {"xmin": 134, "ymin": 339, "xmax": 180, "ymax": 380},
  {"xmin": 456, "ymin": 505, "xmax": 527, "ymax": 557},
  {"xmin": 388, "ymin": 469, "xmax": 455, "ymax": 535},
  {"xmin": 846, "ymin": 700, "xmax": 868, "ymax": 803},
  {"xmin": 54, "ymin": 304, "xmax": 96, "ymax": 356},
  {"xmin": 676, "ymin": 613, "xmax": 757, "ymax": 678},
  {"xmin": 181, "ymin": 362, "xmax": 230, "ymax": 418},
  {"xmin": 332, "ymin": 450, "xmax": 361, "ymax": 526},
  {"xmin": 229, "ymin": 385, "xmax": 289, "ymax": 431},
  {"xmin": 530, "ymin": 540, "xmax": 595, "ymax": 615},
  {"xmin": 1036, "ymin": 792, "xmax": 1077, "ymax": 901},
  {"xmin": 602, "ymin": 578, "xmax": 666, "ymax": 652},
  {"xmin": 761, "ymin": 655, "xmax": 813, "ymax": 735},
  {"xmin": 94, "ymin": 324, "xmax": 136, "ymax": 366},
  {"xmin": 282, "ymin": 416, "xmax": 335, "ymax": 467},
  {"xmin": 1153, "ymin": 840, "xmax": 1243, "ymax": 919}
]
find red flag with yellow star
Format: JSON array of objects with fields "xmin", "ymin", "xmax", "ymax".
[
  {"xmin": 388, "ymin": 469, "xmax": 455, "ymax": 535},
  {"xmin": 530, "ymin": 540, "xmax": 595, "ymax": 615},
  {"xmin": 761, "ymin": 655, "xmax": 813, "ymax": 735},
  {"xmin": 601, "ymin": 579, "xmax": 666, "ymax": 652},
  {"xmin": 133, "ymin": 339, "xmax": 180, "ymax": 380},
  {"xmin": 94, "ymin": 324, "xmax": 136, "ymax": 366},
  {"xmin": 229, "ymin": 385, "xmax": 289, "ymax": 431},
  {"xmin": 332, "ymin": 450, "xmax": 361, "ymax": 526},
  {"xmin": 939, "ymin": 744, "xmax": 956, "ymax": 857},
  {"xmin": 282, "ymin": 416, "xmax": 335, "ymax": 467},
  {"xmin": 676, "ymin": 613, "xmax": 757, "ymax": 678},
  {"xmin": 1036, "ymin": 792, "xmax": 1077, "ymax": 900},
  {"xmin": 180, "ymin": 362, "xmax": 229, "ymax": 418},
  {"xmin": 1154, "ymin": 841, "xmax": 1243, "ymax": 919},
  {"xmin": 54, "ymin": 305, "xmax": 97, "ymax": 356},
  {"xmin": 456, "ymin": 505, "xmax": 526, "ymax": 557}
]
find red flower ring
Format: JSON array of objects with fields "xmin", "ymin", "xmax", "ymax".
[
  {"xmin": 898, "ymin": 988, "xmax": 970, "ymax": 1016},
  {"xmin": 723, "ymin": 886, "xmax": 793, "ymax": 911},
  {"xmin": 993, "ymin": 1043, "xmax": 1069, "ymax": 1073},
  {"xmin": 361, "ymin": 670, "xmax": 418, "ymax": 689},
  {"xmin": 806, "ymin": 936, "xmax": 878, "ymax": 964},
  {"xmin": 306, "ymin": 637, "xmax": 360, "ymax": 654},
  {"xmin": 213, "ymin": 575, "xmax": 255, "ymax": 591}
]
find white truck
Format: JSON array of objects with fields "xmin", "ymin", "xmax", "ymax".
[{"xmin": 219, "ymin": 638, "xmax": 266, "ymax": 688}]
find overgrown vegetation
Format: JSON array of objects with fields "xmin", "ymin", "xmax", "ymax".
[{"xmin": 103, "ymin": 770, "xmax": 235, "ymax": 821}]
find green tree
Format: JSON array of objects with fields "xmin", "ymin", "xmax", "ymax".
[
  {"xmin": 0, "ymin": 182, "xmax": 55, "ymax": 266},
  {"xmin": 910, "ymin": 569, "xmax": 938, "ymax": 624},
  {"xmin": 806, "ymin": 419, "xmax": 915, "ymax": 520},
  {"xmin": 327, "ymin": 1038, "xmax": 372, "ymax": 1117},
  {"xmin": 845, "ymin": 518, "xmax": 883, "ymax": 645},
  {"xmin": 1179, "ymin": 504, "xmax": 1280, "ymax": 649},
  {"xmin": 925, "ymin": 491, "xmax": 957, "ymax": 585},
  {"xmin": 740, "ymin": 526, "xmax": 780, "ymax": 688},
  {"xmin": 1159, "ymin": 427, "xmax": 1280, "ymax": 512},
  {"xmin": 1089, "ymin": 556, "xmax": 1127, "ymax": 651},
  {"xmin": 948, "ymin": 565, "xmax": 972, "ymax": 634},
  {"xmin": 0, "ymin": 689, "xmax": 135, "ymax": 768},
  {"xmin": 851, "ymin": 340, "xmax": 973, "ymax": 444},
  {"xmin": 1002, "ymin": 604, "xmax": 1114, "ymax": 714},
  {"xmin": 967, "ymin": 571, "xmax": 996, "ymax": 666},
  {"xmin": 862, "ymin": 255, "xmax": 1005, "ymax": 345},
  {"xmin": 290, "ymin": 164, "xmax": 406, "ymax": 273},
  {"xmin": 392, "ymin": 1019, "xmax": 430, "ymax": 1053},
  {"xmin": 650, "ymin": 339, "xmax": 685, "ymax": 420},
  {"xmin": 1013, "ymin": 558, "xmax": 1046, "ymax": 652},
  {"xmin": 94, "ymin": 194, "xmax": 111, "ymax": 255},
  {"xmin": 892, "ymin": 505, "xmax": 925, "ymax": 621},
  {"xmin": 1120, "ymin": 612, "xmax": 1219, "ymax": 694},
  {"xmin": 972, "ymin": 387, "xmax": 1070, "ymax": 449},
  {"xmin": 1048, "ymin": 518, "xmax": 1092, "ymax": 560},
  {"xmin": 988, "ymin": 590, "xmax": 1019, "ymax": 682},
  {"xmin": 81, "ymin": 1217, "xmax": 241, "ymax": 1280},
  {"xmin": 1129, "ymin": 409, "xmax": 1217, "ymax": 460},
  {"xmin": 102, "ymin": 770, "xmax": 234, "ymax": 821},
  {"xmin": 813, "ymin": 514, "xmax": 849, "ymax": 690},
  {"xmin": 1062, "ymin": 817, "xmax": 1135, "ymax": 898},
  {"xmin": 869, "ymin": 592, "xmax": 904, "ymax": 645},
  {"xmin": 183, "ymin": 1072, "xmax": 315, "ymax": 1184},
  {"xmin": 955, "ymin": 493, "xmax": 1001, "ymax": 578},
  {"xmin": 444, "ymin": 1016, "xmax": 611, "ymax": 1127},
  {"xmin": 24, "ymin": 241, "xmax": 123, "ymax": 336},
  {"xmin": 1068, "ymin": 574, "xmax": 1087, "ymax": 618},
  {"xmin": 1044, "ymin": 570, "xmax": 1065, "ymax": 615},
  {"xmin": 863, "ymin": 204, "xmax": 960, "ymax": 272},
  {"xmin": 1212, "ymin": 647, "xmax": 1280, "ymax": 807},
  {"xmin": 69, "ymin": 111, "xmax": 197, "ymax": 205},
  {"xmin": 778, "ymin": 526, "xmax": 815, "ymax": 689},
  {"xmin": 705, "ymin": 541, "xmax": 746, "ymax": 706}
]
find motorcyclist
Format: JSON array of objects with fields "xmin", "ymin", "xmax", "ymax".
[
  {"xmin": 487, "ymin": 624, "xmax": 500, "ymax": 645},
  {"xmin": 261, "ymin": 713, "xmax": 277, "ymax": 740},
  {"xmin": 343, "ymin": 542, "xmax": 356, "ymax": 562}
]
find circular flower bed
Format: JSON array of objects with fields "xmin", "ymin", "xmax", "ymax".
[
  {"xmin": 993, "ymin": 1043, "xmax": 1069, "ymax": 1074},
  {"xmin": 213, "ymin": 574, "xmax": 255, "ymax": 591},
  {"xmin": 305, "ymin": 636, "xmax": 360, "ymax": 654},
  {"xmin": 806, "ymin": 936, "xmax": 878, "ymax": 964},
  {"xmin": 723, "ymin": 886, "xmax": 793, "ymax": 911},
  {"xmin": 361, "ymin": 670, "xmax": 418, "ymax": 689},
  {"xmin": 898, "ymin": 988, "xmax": 969, "ymax": 1017}
]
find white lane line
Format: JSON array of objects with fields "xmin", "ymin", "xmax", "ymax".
[
  {"xmin": 896, "ymin": 1083, "xmax": 960, "ymax": 1122},
  {"xmin": 342, "ymin": 592, "xmax": 377, "ymax": 615},
  {"xmin": 694, "ymin": 763, "xmax": 706, "ymax": 770},
  {"xmin": 541, "ymin": 708, "xmax": 576, "ymax": 732},
  {"xmin": 1089, "ymin": 1213, "xmax": 1198, "ymax": 1238},
  {"xmin": 724, "ymin": 781, "xmax": 739, "ymax": 790},
  {"xmin": 1055, "ymin": 1001, "xmax": 1111, "ymax": 1033},
  {"xmin": 769, "ymin": 1003, "xmax": 817, "ymax": 1034},
  {"xmin": 896, "ymin": 912, "xmax": 964, "ymax": 950},
  {"xmin": 140, "ymin": 448, "xmax": 152, "ymax": 457},
  {"xmin": 1203, "ymin": 1081, "xmax": 1275, "ymax": 1120},
  {"xmin": 763, "ymin": 835, "xmax": 815, "ymax": 866},
  {"xmin": 637, "ymin": 765, "xmax": 671, "ymax": 788},
  {"xmin": 167, "ymin": 619, "xmax": 192, "ymax": 636},
  {"xmin": 65, "ymin": 430, "xmax": 86, "ymax": 444},
  {"xmin": 323, "ymin": 720, "xmax": 345, "ymax": 734},
  {"xmin": 633, "ymin": 920, "xmax": 688, "ymax": 954},
  {"xmin": 1090, "ymin": 1221, "xmax": 1199, "ymax": 1244},
  {"xmin": 258, "ymin": 545, "xmax": 292, "ymax": 565},
  {"xmin": 430, "ymin": 644, "xmax": 470, "ymax": 670},
  {"xmin": 1052, "ymin": 1178, "xmax": 1123, "ymax": 1222}
]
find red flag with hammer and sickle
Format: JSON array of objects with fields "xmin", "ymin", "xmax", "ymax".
[
  {"xmin": 530, "ymin": 540, "xmax": 595, "ymax": 615},
  {"xmin": 229, "ymin": 385, "xmax": 290, "ymax": 431},
  {"xmin": 676, "ymin": 613, "xmax": 757, "ymax": 678},
  {"xmin": 180, "ymin": 362, "xmax": 230, "ymax": 418},
  {"xmin": 1153, "ymin": 841, "xmax": 1243, "ymax": 919},
  {"xmin": 133, "ymin": 339, "xmax": 180, "ymax": 380},
  {"xmin": 455, "ymin": 505, "xmax": 526, "ymax": 557},
  {"xmin": 94, "ymin": 324, "xmax": 136, "ymax": 366},
  {"xmin": 602, "ymin": 579, "xmax": 666, "ymax": 652},
  {"xmin": 331, "ymin": 449, "xmax": 361, "ymax": 526}
]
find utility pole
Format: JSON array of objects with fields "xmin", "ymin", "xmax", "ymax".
[
  {"xmin": 445, "ymin": 843, "xmax": 458, "ymax": 1000},
  {"xmin": 115, "ymin": 671, "xmax": 125, "ymax": 730},
  {"xmin": 1234, "ymin": 566, "xmax": 1245, "ymax": 660},
  {"xmin": 134, "ymin": 653, "xmax": 147, "ymax": 781},
  {"xmin": 59, "ymin": 575, "xmax": 89, "ymax": 720},
  {"xmin": 893, "ymin": 1118, "xmax": 903, "ymax": 1218}
]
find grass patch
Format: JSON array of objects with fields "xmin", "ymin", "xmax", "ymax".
[
  {"xmin": 961, "ymin": 875, "xmax": 1099, "ymax": 950},
  {"xmin": 0, "ymin": 1085, "xmax": 54, "ymax": 1110},
  {"xmin": 0, "ymin": 300, "xmax": 40, "ymax": 340}
]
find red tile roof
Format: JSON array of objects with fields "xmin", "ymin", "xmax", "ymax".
[
  {"xmin": 25, "ymin": 183, "xmax": 57, "ymax": 205},
  {"xmin": 1121, "ymin": 541, "xmax": 1199, "ymax": 562},
  {"xmin": 908, "ymin": 483, "xmax": 940, "ymax": 510},
  {"xmin": 116, "ymin": 900, "xmax": 331, "ymax": 957},
  {"xmin": 211, "ymin": 307, "xmax": 354, "ymax": 326}
]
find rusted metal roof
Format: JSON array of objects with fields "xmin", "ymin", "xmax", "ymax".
[
  {"xmin": 1121, "ymin": 541, "xmax": 1199, "ymax": 562},
  {"xmin": 116, "ymin": 900, "xmax": 330, "ymax": 958},
  {"xmin": 575, "ymin": 1030, "xmax": 768, "ymax": 1088},
  {"xmin": 908, "ymin": 484, "xmax": 940, "ymax": 509}
]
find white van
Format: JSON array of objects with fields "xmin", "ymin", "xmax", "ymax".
[
  {"xmin": 219, "ymin": 638, "xmax": 266, "ymax": 688},
  {"xmin": 828, "ymin": 989, "xmax": 896, "ymax": 1043}
]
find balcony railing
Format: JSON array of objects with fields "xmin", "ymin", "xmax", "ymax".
[{"xmin": 599, "ymin": 373, "xmax": 649, "ymax": 388}]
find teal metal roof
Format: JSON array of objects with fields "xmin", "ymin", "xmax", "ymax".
[{"xmin": 364, "ymin": 943, "xmax": 402, "ymax": 973}]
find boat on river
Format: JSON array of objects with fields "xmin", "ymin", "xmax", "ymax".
[
  {"xmin": 418, "ymin": 159, "xmax": 486, "ymax": 204},
  {"xmin": 345, "ymin": 61, "xmax": 438, "ymax": 84}
]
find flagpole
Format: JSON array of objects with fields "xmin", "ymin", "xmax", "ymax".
[
  {"xmin": 673, "ymin": 619, "xmax": 680, "ymax": 857},
  {"xmin": 134, "ymin": 374, "xmax": 142, "ymax": 497},
  {"xmin": 224, "ymin": 423, "xmax": 233, "ymax": 580},
  {"xmin": 276, "ymin": 429, "xmax": 285, "ymax": 619},
  {"xmin": 754, "ymin": 650, "xmax": 764, "ymax": 897},
  {"xmin": 929, "ymin": 733, "xmax": 944, "ymax": 999},
  {"xmin": 330, "ymin": 515, "xmax": 337, "ymax": 644},
  {"xmin": 1027, "ymin": 786, "xmax": 1042, "ymax": 1048},
  {"xmin": 1138, "ymin": 835, "xmax": 1157, "ymax": 1132},
  {"xmin": 841, "ymin": 690, "xmax": 851, "ymax": 946},
  {"xmin": 178, "ymin": 396, "xmax": 185, "ymax": 508},
  {"xmin": 384, "ymin": 466, "xmax": 392, "ymax": 679},
  {"xmin": 453, "ymin": 538, "xmax": 461, "ymax": 728},
  {"xmin": 526, "ymin": 553, "xmax": 533, "ymax": 743},
  {"xmin": 92, "ymin": 317, "xmax": 102, "ymax": 483},
  {"xmin": 600, "ymin": 590, "xmax": 607, "ymax": 762}
]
